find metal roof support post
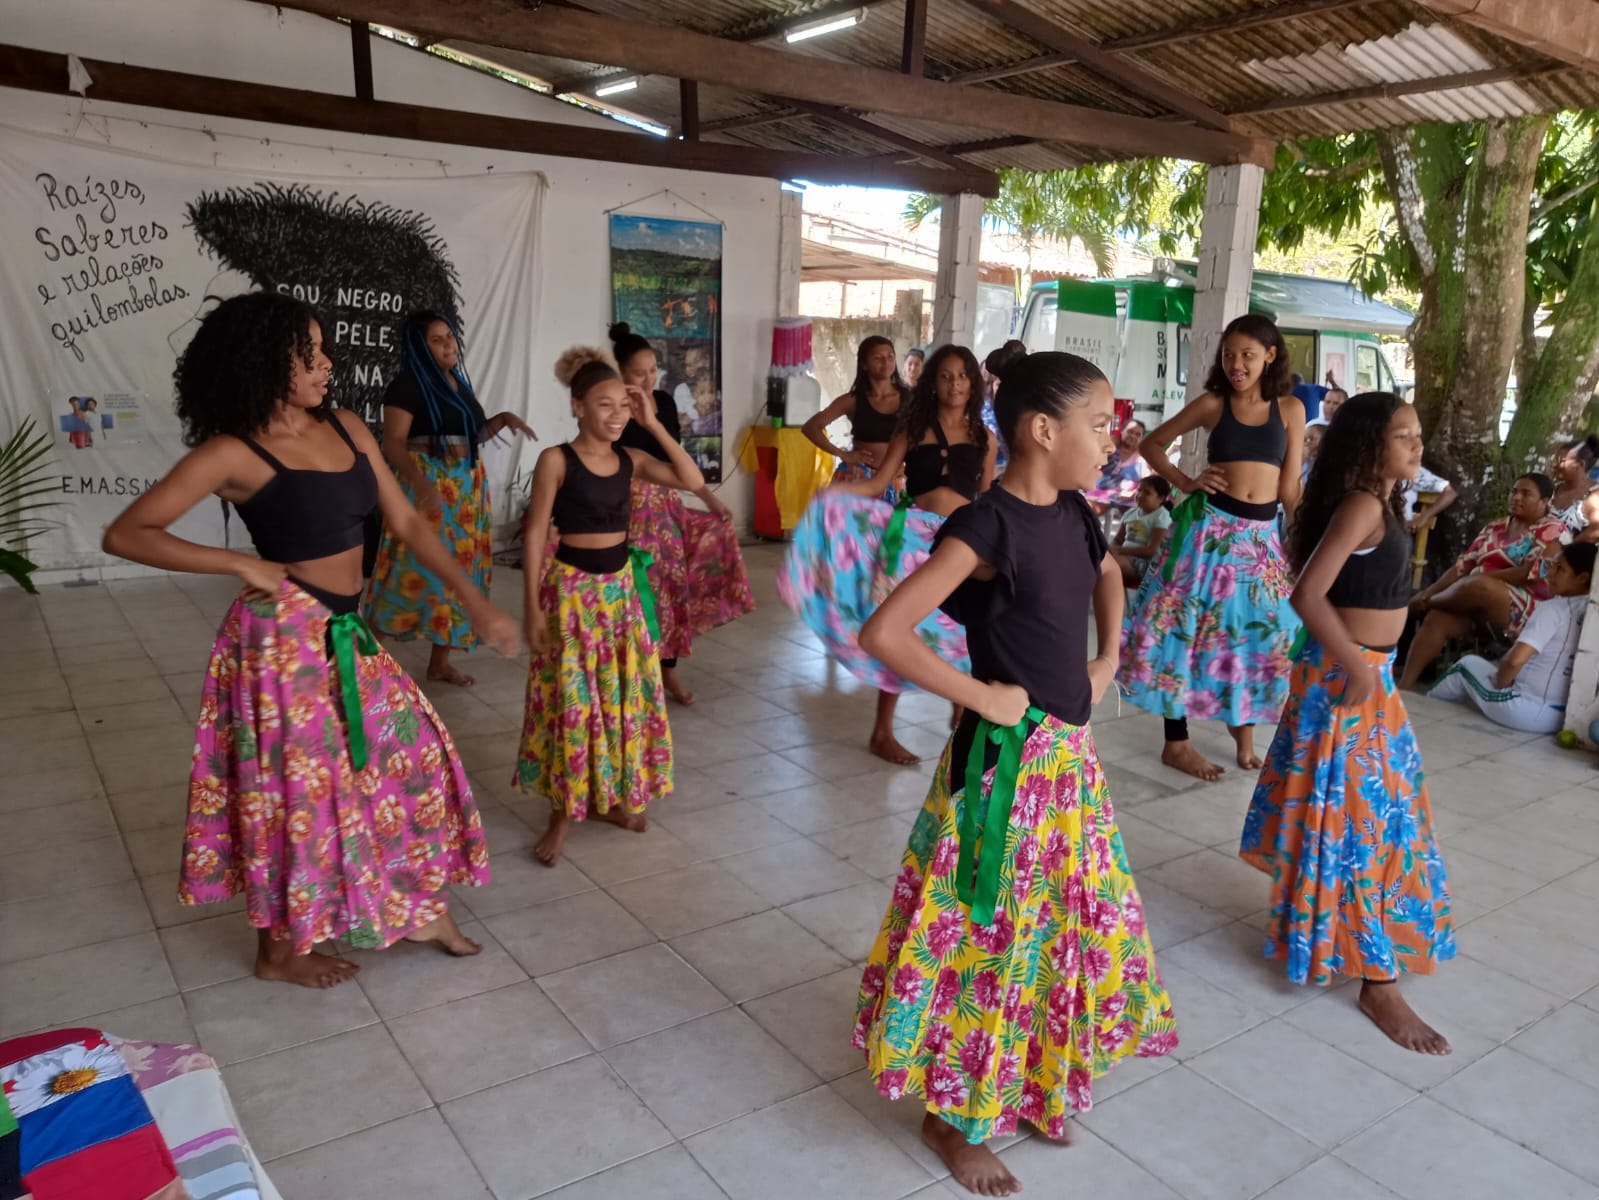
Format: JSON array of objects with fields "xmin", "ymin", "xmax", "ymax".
[
  {"xmin": 932, "ymin": 193, "xmax": 983, "ymax": 352},
  {"xmin": 1182, "ymin": 163, "xmax": 1263, "ymax": 472}
]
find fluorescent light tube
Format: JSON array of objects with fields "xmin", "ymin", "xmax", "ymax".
[
  {"xmin": 785, "ymin": 11, "xmax": 862, "ymax": 43},
  {"xmin": 595, "ymin": 78, "xmax": 639, "ymax": 97}
]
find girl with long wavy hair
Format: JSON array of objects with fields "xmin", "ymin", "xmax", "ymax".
[{"xmin": 1242, "ymin": 391, "xmax": 1454, "ymax": 1055}]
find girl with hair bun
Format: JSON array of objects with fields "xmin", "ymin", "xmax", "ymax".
[
  {"xmin": 102, "ymin": 292, "xmax": 522, "ymax": 989},
  {"xmin": 850, "ymin": 351, "xmax": 1177, "ymax": 1196},
  {"xmin": 364, "ymin": 311, "xmax": 536, "ymax": 687},
  {"xmin": 1117, "ymin": 313, "xmax": 1305, "ymax": 781},
  {"xmin": 609, "ymin": 321, "xmax": 755, "ymax": 706},
  {"xmin": 1242, "ymin": 391, "xmax": 1454, "ymax": 1055},
  {"xmin": 779, "ymin": 344, "xmax": 996, "ymax": 764},
  {"xmin": 515, "ymin": 346, "xmax": 704, "ymax": 865}
]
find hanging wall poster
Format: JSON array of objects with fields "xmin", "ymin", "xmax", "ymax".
[
  {"xmin": 609, "ymin": 214, "xmax": 723, "ymax": 482},
  {"xmin": 0, "ymin": 123, "xmax": 543, "ymax": 574}
]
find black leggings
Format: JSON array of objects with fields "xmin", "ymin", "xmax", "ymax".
[
  {"xmin": 1165, "ymin": 717, "xmax": 1256, "ymax": 741},
  {"xmin": 662, "ymin": 658, "xmax": 677, "ymax": 669}
]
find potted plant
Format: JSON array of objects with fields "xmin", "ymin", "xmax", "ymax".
[{"xmin": 0, "ymin": 419, "xmax": 62, "ymax": 593}]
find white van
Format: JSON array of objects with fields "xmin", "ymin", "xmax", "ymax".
[{"xmin": 1016, "ymin": 265, "xmax": 1411, "ymax": 429}]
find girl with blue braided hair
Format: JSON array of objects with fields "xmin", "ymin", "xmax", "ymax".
[{"xmin": 365, "ymin": 311, "xmax": 536, "ymax": 686}]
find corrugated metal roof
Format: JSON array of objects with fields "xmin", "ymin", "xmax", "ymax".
[{"xmin": 427, "ymin": 0, "xmax": 1599, "ymax": 175}]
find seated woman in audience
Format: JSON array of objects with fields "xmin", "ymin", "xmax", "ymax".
[
  {"xmin": 1111, "ymin": 475, "xmax": 1173, "ymax": 586},
  {"xmin": 1430, "ymin": 542, "xmax": 1596, "ymax": 733},
  {"xmin": 1397, "ymin": 472, "xmax": 1564, "ymax": 690},
  {"xmin": 1551, "ymin": 436, "xmax": 1599, "ymax": 538},
  {"xmin": 1085, "ymin": 418, "xmax": 1146, "ymax": 512}
]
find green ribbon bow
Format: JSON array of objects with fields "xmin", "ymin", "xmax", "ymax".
[
  {"xmin": 327, "ymin": 610, "xmax": 380, "ymax": 773},
  {"xmin": 958, "ymin": 705, "xmax": 1047, "ymax": 927},
  {"xmin": 879, "ymin": 493, "xmax": 916, "ymax": 579},
  {"xmin": 628, "ymin": 546, "xmax": 662, "ymax": 643},
  {"xmin": 1162, "ymin": 490, "xmax": 1208, "ymax": 583}
]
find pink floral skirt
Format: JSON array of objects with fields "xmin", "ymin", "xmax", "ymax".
[
  {"xmin": 629, "ymin": 479, "xmax": 755, "ymax": 659},
  {"xmin": 180, "ymin": 581, "xmax": 490, "ymax": 954}
]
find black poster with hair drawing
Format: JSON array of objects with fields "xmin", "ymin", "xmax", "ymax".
[{"xmin": 186, "ymin": 183, "xmax": 463, "ymax": 427}]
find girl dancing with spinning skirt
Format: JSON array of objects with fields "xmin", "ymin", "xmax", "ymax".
[
  {"xmin": 852, "ymin": 352, "xmax": 1177, "ymax": 1197},
  {"xmin": 1242, "ymin": 392, "xmax": 1454, "ymax": 1055},
  {"xmin": 779, "ymin": 344, "xmax": 997, "ymax": 763},
  {"xmin": 610, "ymin": 321, "xmax": 755, "ymax": 706},
  {"xmin": 364, "ymin": 311, "xmax": 535, "ymax": 687},
  {"xmin": 1118, "ymin": 314, "xmax": 1305, "ymax": 780},
  {"xmin": 102, "ymin": 293, "xmax": 521, "ymax": 989},
  {"xmin": 516, "ymin": 348, "xmax": 701, "ymax": 865}
]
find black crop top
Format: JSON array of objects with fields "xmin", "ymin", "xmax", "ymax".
[
  {"xmin": 552, "ymin": 443, "xmax": 633, "ymax": 534},
  {"xmin": 1208, "ymin": 393, "xmax": 1286, "ymax": 467},
  {"xmin": 615, "ymin": 390, "xmax": 683, "ymax": 462},
  {"xmin": 1327, "ymin": 505, "xmax": 1411, "ymax": 611},
  {"xmin": 383, "ymin": 370, "xmax": 488, "ymax": 440},
  {"xmin": 850, "ymin": 393, "xmax": 902, "ymax": 444},
  {"xmin": 904, "ymin": 422, "xmax": 984, "ymax": 502},
  {"xmin": 233, "ymin": 415, "xmax": 378, "ymax": 564},
  {"xmin": 935, "ymin": 486, "xmax": 1109, "ymax": 725}
]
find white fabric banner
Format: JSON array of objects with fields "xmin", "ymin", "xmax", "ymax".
[{"xmin": 0, "ymin": 123, "xmax": 543, "ymax": 574}]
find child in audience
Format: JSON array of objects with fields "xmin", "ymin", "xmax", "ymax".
[{"xmin": 1112, "ymin": 475, "xmax": 1174, "ymax": 586}]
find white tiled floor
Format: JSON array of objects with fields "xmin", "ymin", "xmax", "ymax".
[{"xmin": 5, "ymin": 544, "xmax": 1599, "ymax": 1200}]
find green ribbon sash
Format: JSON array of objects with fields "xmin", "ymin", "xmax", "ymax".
[
  {"xmin": 1161, "ymin": 490, "xmax": 1208, "ymax": 583},
  {"xmin": 878, "ymin": 494, "xmax": 916, "ymax": 579},
  {"xmin": 628, "ymin": 546, "xmax": 662, "ymax": 643},
  {"xmin": 958, "ymin": 705, "xmax": 1048, "ymax": 927},
  {"xmin": 328, "ymin": 610, "xmax": 380, "ymax": 772}
]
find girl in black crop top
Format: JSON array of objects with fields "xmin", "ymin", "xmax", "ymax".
[
  {"xmin": 1242, "ymin": 392, "xmax": 1455, "ymax": 1057},
  {"xmin": 366, "ymin": 311, "xmax": 537, "ymax": 689},
  {"xmin": 799, "ymin": 335, "xmax": 908, "ymax": 488},
  {"xmin": 516, "ymin": 347, "xmax": 705, "ymax": 867},
  {"xmin": 847, "ymin": 353, "xmax": 1177, "ymax": 1195},
  {"xmin": 101, "ymin": 292, "xmax": 521, "ymax": 989},
  {"xmin": 778, "ymin": 345, "xmax": 994, "ymax": 767},
  {"xmin": 612, "ymin": 322, "xmax": 756, "ymax": 706},
  {"xmin": 1116, "ymin": 314, "xmax": 1306, "ymax": 782}
]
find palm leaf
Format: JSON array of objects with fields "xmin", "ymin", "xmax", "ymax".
[{"xmin": 0, "ymin": 418, "xmax": 63, "ymax": 591}]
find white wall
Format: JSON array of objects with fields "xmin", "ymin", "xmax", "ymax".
[{"xmin": 3, "ymin": 0, "xmax": 782, "ymax": 536}]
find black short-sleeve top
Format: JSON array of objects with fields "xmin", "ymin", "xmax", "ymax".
[
  {"xmin": 615, "ymin": 390, "xmax": 683, "ymax": 462},
  {"xmin": 382, "ymin": 370, "xmax": 487, "ymax": 440},
  {"xmin": 934, "ymin": 486, "xmax": 1109, "ymax": 726}
]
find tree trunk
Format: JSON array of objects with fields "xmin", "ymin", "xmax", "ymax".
[
  {"xmin": 1504, "ymin": 194, "xmax": 1599, "ymax": 470},
  {"xmin": 1377, "ymin": 115, "xmax": 1551, "ymax": 563}
]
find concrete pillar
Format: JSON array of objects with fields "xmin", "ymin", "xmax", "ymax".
[
  {"xmin": 1182, "ymin": 163, "xmax": 1263, "ymax": 469},
  {"xmin": 777, "ymin": 187, "xmax": 803, "ymax": 319},
  {"xmin": 932, "ymin": 193, "xmax": 982, "ymax": 350}
]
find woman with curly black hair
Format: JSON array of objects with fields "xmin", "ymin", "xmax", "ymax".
[
  {"xmin": 1118, "ymin": 314, "xmax": 1306, "ymax": 780},
  {"xmin": 364, "ymin": 311, "xmax": 536, "ymax": 687},
  {"xmin": 103, "ymin": 291, "xmax": 521, "ymax": 990},
  {"xmin": 1241, "ymin": 392, "xmax": 1454, "ymax": 1056},
  {"xmin": 778, "ymin": 344, "xmax": 996, "ymax": 764}
]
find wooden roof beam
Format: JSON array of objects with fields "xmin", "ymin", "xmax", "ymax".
[
  {"xmin": 950, "ymin": 0, "xmax": 1237, "ymax": 130},
  {"xmin": 0, "ymin": 43, "xmax": 1000, "ymax": 195},
  {"xmin": 784, "ymin": 98, "xmax": 976, "ymax": 170},
  {"xmin": 1416, "ymin": 0, "xmax": 1599, "ymax": 74},
  {"xmin": 272, "ymin": 0, "xmax": 1276, "ymax": 165},
  {"xmin": 948, "ymin": 0, "xmax": 1377, "ymax": 86},
  {"xmin": 1235, "ymin": 61, "xmax": 1567, "ymax": 114}
]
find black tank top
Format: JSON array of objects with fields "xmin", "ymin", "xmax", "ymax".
[
  {"xmin": 232, "ymin": 416, "xmax": 378, "ymax": 564},
  {"xmin": 904, "ymin": 422, "xmax": 984, "ymax": 502},
  {"xmin": 850, "ymin": 392, "xmax": 902, "ymax": 443},
  {"xmin": 1208, "ymin": 393, "xmax": 1286, "ymax": 467},
  {"xmin": 1327, "ymin": 505, "xmax": 1411, "ymax": 611},
  {"xmin": 552, "ymin": 443, "xmax": 632, "ymax": 534}
]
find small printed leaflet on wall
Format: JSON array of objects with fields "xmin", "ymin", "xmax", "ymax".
[
  {"xmin": 0, "ymin": 124, "xmax": 543, "ymax": 572},
  {"xmin": 609, "ymin": 213, "xmax": 724, "ymax": 482}
]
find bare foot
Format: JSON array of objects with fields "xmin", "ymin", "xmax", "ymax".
[
  {"xmin": 1359, "ymin": 981, "xmax": 1451, "ymax": 1055},
  {"xmin": 405, "ymin": 912, "xmax": 482, "ymax": 957},
  {"xmin": 1162, "ymin": 740, "xmax": 1225, "ymax": 782},
  {"xmin": 870, "ymin": 729, "xmax": 921, "ymax": 766},
  {"xmin": 254, "ymin": 932, "xmax": 360, "ymax": 989},
  {"xmin": 662, "ymin": 666, "xmax": 696, "ymax": 706},
  {"xmin": 922, "ymin": 1113, "xmax": 1022, "ymax": 1197},
  {"xmin": 426, "ymin": 665, "xmax": 476, "ymax": 688},
  {"xmin": 600, "ymin": 806, "xmax": 649, "ymax": 833},
  {"xmin": 534, "ymin": 809, "xmax": 571, "ymax": 866},
  {"xmin": 1230, "ymin": 727, "xmax": 1261, "ymax": 770}
]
